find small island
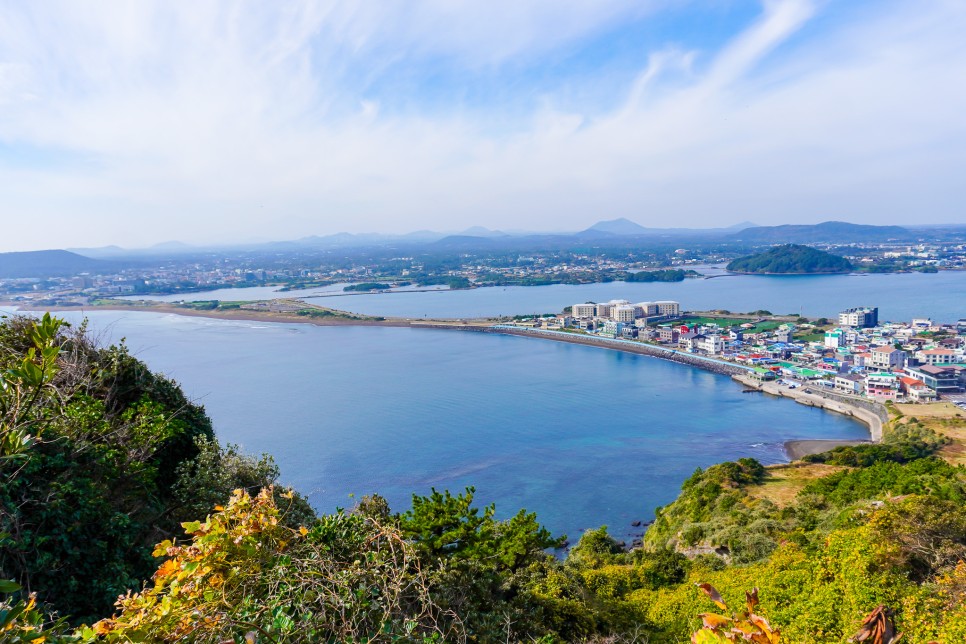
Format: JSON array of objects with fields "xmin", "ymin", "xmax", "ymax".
[
  {"xmin": 343, "ymin": 282, "xmax": 393, "ymax": 292},
  {"xmin": 727, "ymin": 243, "xmax": 853, "ymax": 274}
]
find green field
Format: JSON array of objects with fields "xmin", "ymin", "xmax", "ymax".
[{"xmin": 681, "ymin": 316, "xmax": 783, "ymax": 333}]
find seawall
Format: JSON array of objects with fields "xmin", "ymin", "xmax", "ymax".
[
  {"xmin": 480, "ymin": 326, "xmax": 750, "ymax": 377},
  {"xmin": 732, "ymin": 373, "xmax": 884, "ymax": 442}
]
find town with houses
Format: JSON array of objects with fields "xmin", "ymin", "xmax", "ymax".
[{"xmin": 508, "ymin": 301, "xmax": 966, "ymax": 406}]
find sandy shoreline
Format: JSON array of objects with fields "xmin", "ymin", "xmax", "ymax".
[{"xmin": 3, "ymin": 301, "xmax": 461, "ymax": 328}]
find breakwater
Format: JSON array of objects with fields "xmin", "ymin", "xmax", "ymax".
[{"xmin": 479, "ymin": 326, "xmax": 751, "ymax": 377}]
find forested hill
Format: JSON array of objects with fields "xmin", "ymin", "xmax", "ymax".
[
  {"xmin": 0, "ymin": 249, "xmax": 113, "ymax": 278},
  {"xmin": 727, "ymin": 243, "xmax": 854, "ymax": 274}
]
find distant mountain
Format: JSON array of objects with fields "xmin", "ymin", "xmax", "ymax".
[
  {"xmin": 151, "ymin": 240, "xmax": 194, "ymax": 250},
  {"xmin": 727, "ymin": 220, "xmax": 760, "ymax": 231},
  {"xmin": 727, "ymin": 244, "xmax": 853, "ymax": 274},
  {"xmin": 67, "ymin": 245, "xmax": 129, "ymax": 259},
  {"xmin": 729, "ymin": 221, "xmax": 909, "ymax": 243},
  {"xmin": 582, "ymin": 218, "xmax": 651, "ymax": 236},
  {"xmin": 0, "ymin": 249, "xmax": 111, "ymax": 278},
  {"xmin": 431, "ymin": 235, "xmax": 503, "ymax": 249},
  {"xmin": 459, "ymin": 226, "xmax": 508, "ymax": 238}
]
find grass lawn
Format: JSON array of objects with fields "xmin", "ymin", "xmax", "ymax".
[
  {"xmin": 748, "ymin": 463, "xmax": 846, "ymax": 507},
  {"xmin": 894, "ymin": 402, "xmax": 966, "ymax": 466}
]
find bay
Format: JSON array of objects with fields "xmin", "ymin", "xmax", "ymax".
[
  {"xmin": 304, "ymin": 270, "xmax": 966, "ymax": 322},
  {"xmin": 42, "ymin": 309, "xmax": 869, "ymax": 542}
]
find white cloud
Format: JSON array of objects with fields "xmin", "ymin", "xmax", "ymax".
[{"xmin": 0, "ymin": 0, "xmax": 964, "ymax": 251}]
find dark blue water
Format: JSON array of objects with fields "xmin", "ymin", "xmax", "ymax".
[
  {"xmin": 304, "ymin": 270, "xmax": 966, "ymax": 322},
  {"xmin": 42, "ymin": 310, "xmax": 869, "ymax": 542}
]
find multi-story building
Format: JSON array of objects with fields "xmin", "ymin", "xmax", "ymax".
[
  {"xmin": 915, "ymin": 348, "xmax": 957, "ymax": 366},
  {"xmin": 694, "ymin": 334, "xmax": 724, "ymax": 355},
  {"xmin": 904, "ymin": 365, "xmax": 964, "ymax": 394},
  {"xmin": 868, "ymin": 346, "xmax": 906, "ymax": 371},
  {"xmin": 658, "ymin": 327, "xmax": 680, "ymax": 343},
  {"xmin": 614, "ymin": 306, "xmax": 637, "ymax": 323},
  {"xmin": 866, "ymin": 373, "xmax": 899, "ymax": 400},
  {"xmin": 602, "ymin": 320, "xmax": 623, "ymax": 337},
  {"xmin": 898, "ymin": 377, "xmax": 938, "ymax": 402},
  {"xmin": 634, "ymin": 302, "xmax": 659, "ymax": 317},
  {"xmin": 839, "ymin": 307, "xmax": 879, "ymax": 328},
  {"xmin": 834, "ymin": 373, "xmax": 865, "ymax": 395},
  {"xmin": 653, "ymin": 301, "xmax": 681, "ymax": 316},
  {"xmin": 571, "ymin": 303, "xmax": 596, "ymax": 319},
  {"xmin": 775, "ymin": 325, "xmax": 793, "ymax": 343},
  {"xmin": 595, "ymin": 302, "xmax": 615, "ymax": 318},
  {"xmin": 825, "ymin": 329, "xmax": 843, "ymax": 349}
]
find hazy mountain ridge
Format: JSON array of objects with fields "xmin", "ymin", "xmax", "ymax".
[
  {"xmin": 0, "ymin": 249, "xmax": 116, "ymax": 279},
  {"xmin": 48, "ymin": 219, "xmax": 966, "ymax": 262},
  {"xmin": 729, "ymin": 221, "xmax": 910, "ymax": 242}
]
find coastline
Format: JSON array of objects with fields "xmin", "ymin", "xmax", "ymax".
[
  {"xmin": 7, "ymin": 303, "xmax": 886, "ymax": 461},
  {"xmin": 732, "ymin": 373, "xmax": 884, "ymax": 443},
  {"xmin": 6, "ymin": 302, "xmax": 435, "ymax": 328}
]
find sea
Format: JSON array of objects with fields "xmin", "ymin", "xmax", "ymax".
[
  {"xmin": 22, "ymin": 308, "xmax": 870, "ymax": 543},
  {"xmin": 10, "ymin": 270, "xmax": 963, "ymax": 541},
  {"xmin": 122, "ymin": 268, "xmax": 966, "ymax": 323}
]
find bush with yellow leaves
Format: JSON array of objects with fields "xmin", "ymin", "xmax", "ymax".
[{"xmin": 79, "ymin": 487, "xmax": 461, "ymax": 643}]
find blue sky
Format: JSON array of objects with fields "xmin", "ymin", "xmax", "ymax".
[{"xmin": 0, "ymin": 0, "xmax": 964, "ymax": 251}]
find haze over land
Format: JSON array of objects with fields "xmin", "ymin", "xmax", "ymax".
[{"xmin": 1, "ymin": 0, "xmax": 966, "ymax": 251}]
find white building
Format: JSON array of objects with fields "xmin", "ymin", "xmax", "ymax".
[
  {"xmin": 572, "ymin": 303, "xmax": 596, "ymax": 319},
  {"xmin": 614, "ymin": 306, "xmax": 637, "ymax": 323},
  {"xmin": 634, "ymin": 302, "xmax": 659, "ymax": 317},
  {"xmin": 868, "ymin": 346, "xmax": 907, "ymax": 371},
  {"xmin": 839, "ymin": 307, "xmax": 878, "ymax": 328},
  {"xmin": 595, "ymin": 302, "xmax": 615, "ymax": 318},
  {"xmin": 694, "ymin": 334, "xmax": 724, "ymax": 355},
  {"xmin": 653, "ymin": 301, "xmax": 681, "ymax": 316}
]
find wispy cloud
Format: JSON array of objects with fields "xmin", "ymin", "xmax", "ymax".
[{"xmin": 0, "ymin": 0, "xmax": 964, "ymax": 250}]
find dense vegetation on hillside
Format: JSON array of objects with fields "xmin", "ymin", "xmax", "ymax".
[
  {"xmin": 624, "ymin": 268, "xmax": 697, "ymax": 282},
  {"xmin": 727, "ymin": 244, "xmax": 854, "ymax": 274},
  {"xmin": 2, "ymin": 314, "xmax": 965, "ymax": 642},
  {"xmin": 343, "ymin": 282, "xmax": 392, "ymax": 291}
]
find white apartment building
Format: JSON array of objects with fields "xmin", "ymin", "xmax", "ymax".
[
  {"xmin": 614, "ymin": 306, "xmax": 637, "ymax": 323},
  {"xmin": 571, "ymin": 303, "xmax": 596, "ymax": 319},
  {"xmin": 653, "ymin": 301, "xmax": 681, "ymax": 316},
  {"xmin": 839, "ymin": 307, "xmax": 878, "ymax": 328},
  {"xmin": 595, "ymin": 302, "xmax": 614, "ymax": 318},
  {"xmin": 596, "ymin": 299, "xmax": 630, "ymax": 318},
  {"xmin": 634, "ymin": 302, "xmax": 659, "ymax": 317}
]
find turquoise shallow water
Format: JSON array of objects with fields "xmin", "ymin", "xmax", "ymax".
[{"xmin": 44, "ymin": 310, "xmax": 869, "ymax": 543}]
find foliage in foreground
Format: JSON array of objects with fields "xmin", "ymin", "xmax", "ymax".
[{"xmin": 85, "ymin": 487, "xmax": 459, "ymax": 643}]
